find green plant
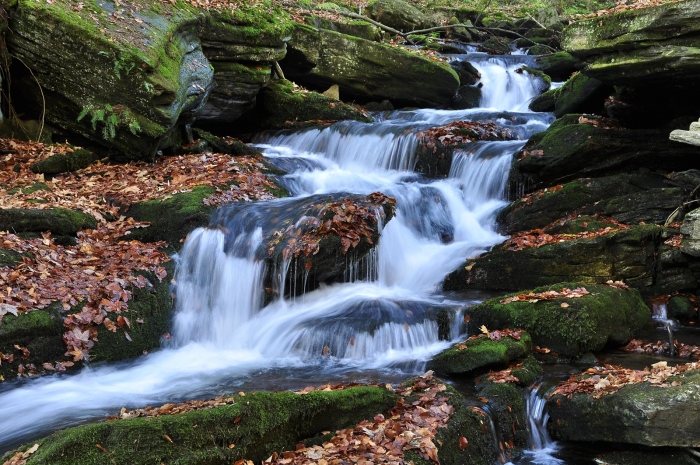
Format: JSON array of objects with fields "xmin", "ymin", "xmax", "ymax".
[{"xmin": 77, "ymin": 104, "xmax": 141, "ymax": 140}]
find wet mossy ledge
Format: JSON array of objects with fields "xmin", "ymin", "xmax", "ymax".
[
  {"xmin": 462, "ymin": 283, "xmax": 650, "ymax": 359},
  {"xmin": 1, "ymin": 386, "xmax": 398, "ymax": 465}
]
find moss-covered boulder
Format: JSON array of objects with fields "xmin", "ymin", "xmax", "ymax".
[
  {"xmin": 529, "ymin": 72, "xmax": 608, "ymax": 117},
  {"xmin": 125, "ymin": 186, "xmax": 217, "ymax": 250},
  {"xmin": 461, "ymin": 283, "xmax": 650, "ymax": 358},
  {"xmin": 428, "ymin": 332, "xmax": 532, "ymax": 376},
  {"xmin": 498, "ymin": 172, "xmax": 689, "ymax": 235},
  {"xmin": 0, "ymin": 208, "xmax": 97, "ymax": 236},
  {"xmin": 477, "ymin": 381, "xmax": 528, "ymax": 451},
  {"xmin": 259, "ymin": 79, "xmax": 372, "ymax": 129},
  {"xmin": 0, "ymin": 304, "xmax": 66, "ymax": 382},
  {"xmin": 6, "ymin": 0, "xmax": 292, "ymax": 160},
  {"xmin": 561, "ymin": 0, "xmax": 700, "ymax": 86},
  {"xmin": 548, "ymin": 369, "xmax": 700, "ymax": 447},
  {"xmin": 280, "ymin": 23, "xmax": 460, "ymax": 108},
  {"xmin": 681, "ymin": 207, "xmax": 700, "ymax": 257},
  {"xmin": 510, "ymin": 115, "xmax": 700, "ymax": 193},
  {"xmin": 29, "ymin": 149, "xmax": 92, "ymax": 175},
  {"xmin": 189, "ymin": 129, "xmax": 262, "ymax": 156},
  {"xmin": 3, "ymin": 386, "xmax": 398, "ymax": 465},
  {"xmin": 305, "ymin": 14, "xmax": 383, "ymax": 42},
  {"xmin": 533, "ymin": 51, "xmax": 582, "ymax": 81},
  {"xmin": 366, "ymin": 0, "xmax": 430, "ymax": 32}
]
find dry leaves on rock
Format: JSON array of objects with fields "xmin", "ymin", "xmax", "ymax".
[
  {"xmin": 418, "ymin": 121, "xmax": 515, "ymax": 152},
  {"xmin": 500, "ymin": 287, "xmax": 589, "ymax": 305},
  {"xmin": 107, "ymin": 394, "xmax": 237, "ymax": 420},
  {"xmin": 623, "ymin": 339, "xmax": 700, "ymax": 359},
  {"xmin": 549, "ymin": 362, "xmax": 699, "ymax": 399},
  {"xmin": 577, "ymin": 115, "xmax": 621, "ymax": 130},
  {"xmin": 502, "ymin": 219, "xmax": 629, "ymax": 251},
  {"xmin": 1, "ymin": 443, "xmax": 40, "ymax": 465},
  {"xmin": 664, "ymin": 234, "xmax": 682, "ymax": 248}
]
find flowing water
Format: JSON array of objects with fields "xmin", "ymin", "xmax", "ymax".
[{"xmin": 0, "ymin": 53, "xmax": 555, "ymax": 454}]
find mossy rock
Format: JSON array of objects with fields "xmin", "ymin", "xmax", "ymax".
[
  {"xmin": 667, "ymin": 295, "xmax": 697, "ymax": 322},
  {"xmin": 547, "ymin": 369, "xmax": 700, "ymax": 447},
  {"xmin": 260, "ymin": 79, "xmax": 372, "ymax": 129},
  {"xmin": 510, "ymin": 114, "xmax": 700, "ymax": 193},
  {"xmin": 0, "ymin": 208, "xmax": 97, "ymax": 236},
  {"xmin": 476, "ymin": 380, "xmax": 528, "ymax": 451},
  {"xmin": 427, "ymin": 332, "xmax": 532, "ymax": 376},
  {"xmin": 450, "ymin": 85, "xmax": 481, "ymax": 110},
  {"xmin": 0, "ymin": 304, "xmax": 66, "ymax": 382},
  {"xmin": 446, "ymin": 225, "xmax": 663, "ymax": 296},
  {"xmin": 190, "ymin": 129, "xmax": 262, "ymax": 156},
  {"xmin": 499, "ymin": 172, "xmax": 687, "ymax": 235},
  {"xmin": 281, "ymin": 23, "xmax": 459, "ymax": 108},
  {"xmin": 30, "ymin": 149, "xmax": 92, "ymax": 175},
  {"xmin": 4, "ymin": 386, "xmax": 398, "ymax": 465},
  {"xmin": 480, "ymin": 36, "xmax": 511, "ymax": 54},
  {"xmin": 404, "ymin": 383, "xmax": 499, "ymax": 465},
  {"xmin": 89, "ymin": 264, "xmax": 174, "ymax": 363},
  {"xmin": 528, "ymin": 86, "xmax": 559, "ymax": 112},
  {"xmin": 124, "ymin": 186, "xmax": 217, "ymax": 250},
  {"xmin": 366, "ymin": 0, "xmax": 429, "ymax": 32},
  {"xmin": 552, "ymin": 72, "xmax": 609, "ymax": 117},
  {"xmin": 533, "ymin": 51, "xmax": 582, "ymax": 81},
  {"xmin": 462, "ymin": 282, "xmax": 651, "ymax": 358}
]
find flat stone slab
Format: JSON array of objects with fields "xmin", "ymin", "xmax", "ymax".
[{"xmin": 670, "ymin": 129, "xmax": 700, "ymax": 146}]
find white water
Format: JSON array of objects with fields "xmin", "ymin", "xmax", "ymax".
[
  {"xmin": 508, "ymin": 386, "xmax": 564, "ymax": 465},
  {"xmin": 0, "ymin": 53, "xmax": 552, "ymax": 452}
]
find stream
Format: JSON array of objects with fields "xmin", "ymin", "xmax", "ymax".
[{"xmin": 0, "ymin": 52, "xmax": 565, "ymax": 460}]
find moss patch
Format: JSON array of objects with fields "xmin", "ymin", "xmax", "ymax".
[{"xmin": 0, "ymin": 208, "xmax": 97, "ymax": 236}]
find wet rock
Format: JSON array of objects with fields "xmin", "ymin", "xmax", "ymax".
[
  {"xmin": 0, "ymin": 208, "xmax": 97, "ymax": 237},
  {"xmin": 548, "ymin": 369, "xmax": 700, "ymax": 447},
  {"xmin": 450, "ymin": 85, "xmax": 482, "ymax": 110},
  {"xmin": 281, "ymin": 24, "xmax": 460, "ymax": 108},
  {"xmin": 561, "ymin": 0, "xmax": 700, "ymax": 86},
  {"xmin": 529, "ymin": 72, "xmax": 608, "ymax": 117},
  {"xmin": 510, "ymin": 115, "xmax": 700, "ymax": 193},
  {"xmin": 446, "ymin": 225, "xmax": 663, "ymax": 296},
  {"xmin": 259, "ymin": 79, "xmax": 372, "ymax": 129},
  {"xmin": 3, "ymin": 386, "xmax": 398, "ymax": 464},
  {"xmin": 477, "ymin": 380, "xmax": 529, "ymax": 451},
  {"xmin": 451, "ymin": 60, "xmax": 481, "ymax": 86},
  {"xmin": 189, "ymin": 129, "xmax": 262, "ymax": 156},
  {"xmin": 480, "ymin": 36, "xmax": 512, "ymax": 55},
  {"xmin": 462, "ymin": 283, "xmax": 650, "ymax": 358},
  {"xmin": 597, "ymin": 449, "xmax": 700, "ymax": 465},
  {"xmin": 668, "ymin": 295, "xmax": 697, "ymax": 322},
  {"xmin": 428, "ymin": 332, "xmax": 532, "ymax": 376}
]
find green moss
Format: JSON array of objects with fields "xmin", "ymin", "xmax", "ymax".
[
  {"xmin": 0, "ymin": 208, "xmax": 97, "ymax": 236},
  {"xmin": 510, "ymin": 355, "xmax": 542, "ymax": 386},
  {"xmin": 477, "ymin": 381, "xmax": 528, "ymax": 449},
  {"xmin": 427, "ymin": 332, "xmax": 532, "ymax": 376},
  {"xmin": 6, "ymin": 182, "xmax": 51, "ymax": 195},
  {"xmin": 125, "ymin": 186, "xmax": 216, "ymax": 250},
  {"xmin": 30, "ymin": 149, "xmax": 92, "ymax": 175},
  {"xmin": 18, "ymin": 386, "xmax": 398, "ymax": 465},
  {"xmin": 0, "ymin": 248, "xmax": 26, "ymax": 267},
  {"xmin": 465, "ymin": 283, "xmax": 651, "ymax": 358}
]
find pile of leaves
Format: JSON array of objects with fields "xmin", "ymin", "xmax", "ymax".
[
  {"xmin": 487, "ymin": 362, "xmax": 525, "ymax": 384},
  {"xmin": 108, "ymin": 393, "xmax": 238, "ymax": 420},
  {"xmin": 266, "ymin": 372, "xmax": 453, "ymax": 465},
  {"xmin": 2, "ymin": 443, "xmax": 39, "ymax": 465},
  {"xmin": 453, "ymin": 327, "xmax": 525, "ymax": 351},
  {"xmin": 500, "ymin": 287, "xmax": 590, "ymax": 305},
  {"xmin": 0, "ymin": 139, "xmax": 280, "ymax": 218},
  {"xmin": 664, "ymin": 234, "xmax": 682, "ymax": 248},
  {"xmin": 549, "ymin": 361, "xmax": 699, "ymax": 399},
  {"xmin": 267, "ymin": 193, "xmax": 395, "ymax": 260},
  {"xmin": 578, "ymin": 0, "xmax": 682, "ymax": 19},
  {"xmin": 622, "ymin": 339, "xmax": 700, "ymax": 359},
  {"xmin": 501, "ymin": 220, "xmax": 629, "ymax": 251},
  {"xmin": 577, "ymin": 115, "xmax": 621, "ymax": 130},
  {"xmin": 418, "ymin": 121, "xmax": 515, "ymax": 152}
]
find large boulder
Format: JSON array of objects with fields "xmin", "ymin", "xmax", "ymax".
[
  {"xmin": 462, "ymin": 283, "xmax": 650, "ymax": 358},
  {"xmin": 0, "ymin": 208, "xmax": 97, "ymax": 237},
  {"xmin": 445, "ymin": 225, "xmax": 663, "ymax": 295},
  {"xmin": 561, "ymin": 0, "xmax": 700, "ymax": 86},
  {"xmin": 548, "ymin": 366, "xmax": 700, "ymax": 447},
  {"xmin": 6, "ymin": 1, "xmax": 292, "ymax": 161},
  {"xmin": 366, "ymin": 0, "xmax": 430, "ymax": 32},
  {"xmin": 280, "ymin": 24, "xmax": 460, "ymax": 108},
  {"xmin": 509, "ymin": 115, "xmax": 700, "ymax": 193},
  {"xmin": 529, "ymin": 72, "xmax": 609, "ymax": 117}
]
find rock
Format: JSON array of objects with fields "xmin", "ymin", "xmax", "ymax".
[
  {"xmin": 7, "ymin": 1, "xmax": 292, "ymax": 161},
  {"xmin": 681, "ymin": 208, "xmax": 700, "ymax": 257},
  {"xmin": 428, "ymin": 332, "xmax": 532, "ymax": 376},
  {"xmin": 597, "ymin": 449, "xmax": 700, "ymax": 465},
  {"xmin": 477, "ymin": 381, "xmax": 528, "ymax": 450},
  {"xmin": 510, "ymin": 115, "xmax": 700, "ymax": 192},
  {"xmin": 444, "ymin": 226, "xmax": 662, "ymax": 296},
  {"xmin": 498, "ymin": 172, "xmax": 689, "ymax": 235},
  {"xmin": 6, "ymin": 386, "xmax": 398, "ymax": 464},
  {"xmin": 462, "ymin": 283, "xmax": 650, "ymax": 358},
  {"xmin": 532, "ymin": 72, "xmax": 608, "ymax": 117},
  {"xmin": 259, "ymin": 79, "xmax": 372, "ymax": 129},
  {"xmin": 189, "ymin": 129, "xmax": 262, "ymax": 156},
  {"xmin": 305, "ymin": 15, "xmax": 383, "ymax": 42},
  {"xmin": 480, "ymin": 36, "xmax": 512, "ymax": 55},
  {"xmin": 451, "ymin": 60, "xmax": 481, "ymax": 86},
  {"xmin": 366, "ymin": 0, "xmax": 429, "ymax": 32},
  {"xmin": 0, "ymin": 208, "xmax": 97, "ymax": 237},
  {"xmin": 533, "ymin": 51, "xmax": 582, "ymax": 81},
  {"xmin": 671, "ymin": 119, "xmax": 700, "ymax": 147},
  {"xmin": 548, "ymin": 369, "xmax": 700, "ymax": 447},
  {"xmin": 30, "ymin": 149, "xmax": 92, "ymax": 175},
  {"xmin": 450, "ymin": 85, "xmax": 482, "ymax": 110},
  {"xmin": 209, "ymin": 192, "xmax": 396, "ymax": 298},
  {"xmin": 668, "ymin": 295, "xmax": 697, "ymax": 322},
  {"xmin": 561, "ymin": 0, "xmax": 700, "ymax": 86},
  {"xmin": 281, "ymin": 24, "xmax": 460, "ymax": 108}
]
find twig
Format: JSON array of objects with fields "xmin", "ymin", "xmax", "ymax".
[
  {"xmin": 273, "ymin": 61, "xmax": 286, "ymax": 80},
  {"xmin": 12, "ymin": 55, "xmax": 46, "ymax": 142},
  {"xmin": 526, "ymin": 13, "xmax": 547, "ymax": 30}
]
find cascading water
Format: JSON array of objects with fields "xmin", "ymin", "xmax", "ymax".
[
  {"xmin": 507, "ymin": 386, "xmax": 564, "ymax": 465},
  {"xmin": 0, "ymin": 53, "xmax": 553, "ymax": 453}
]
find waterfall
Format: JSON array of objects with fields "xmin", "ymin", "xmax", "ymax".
[
  {"xmin": 507, "ymin": 386, "xmax": 564, "ymax": 465},
  {"xmin": 0, "ymin": 52, "xmax": 553, "ymax": 454}
]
